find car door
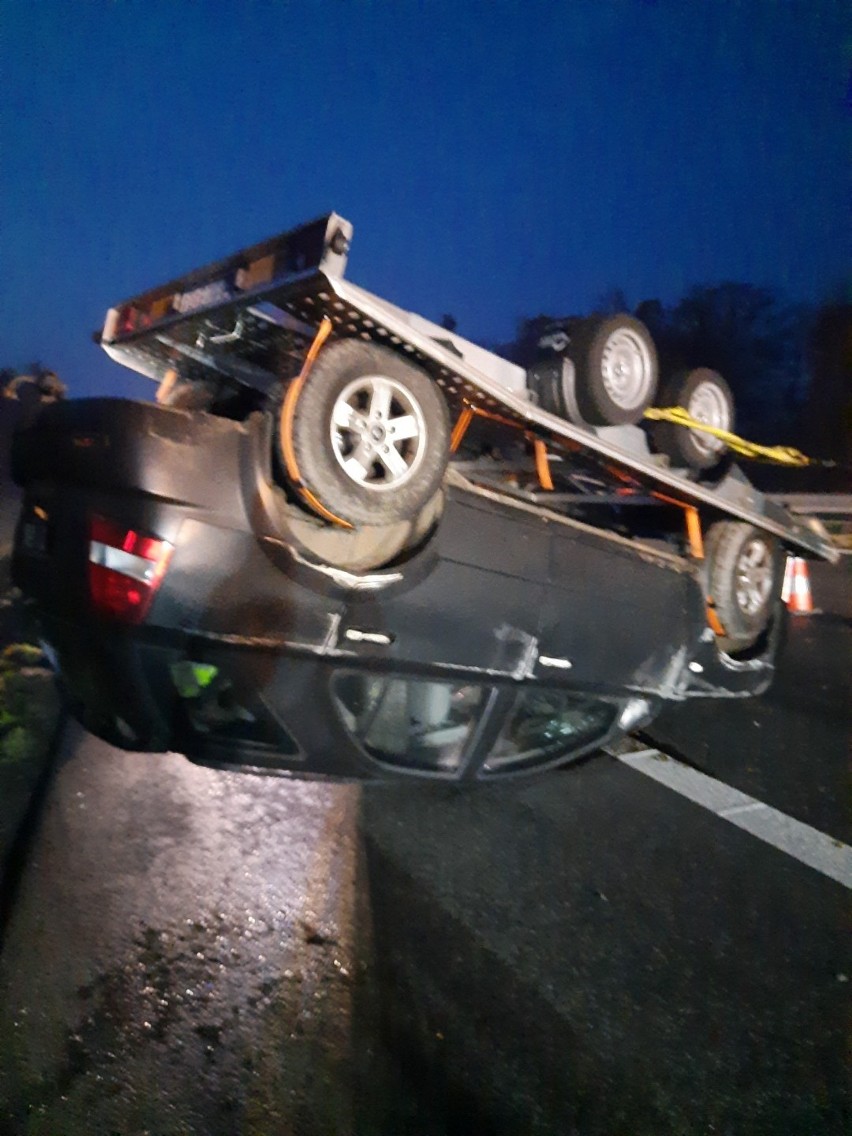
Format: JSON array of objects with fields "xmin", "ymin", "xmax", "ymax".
[
  {"xmin": 340, "ymin": 486, "xmax": 550, "ymax": 679},
  {"xmin": 539, "ymin": 519, "xmax": 702, "ymax": 695}
]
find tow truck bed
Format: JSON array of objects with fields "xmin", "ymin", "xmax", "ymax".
[{"xmin": 98, "ymin": 212, "xmax": 835, "ymax": 563}]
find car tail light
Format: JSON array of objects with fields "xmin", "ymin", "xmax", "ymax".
[{"xmin": 88, "ymin": 517, "xmax": 173, "ymax": 623}]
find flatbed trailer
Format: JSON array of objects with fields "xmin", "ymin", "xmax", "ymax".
[{"xmin": 97, "ymin": 211, "xmax": 836, "ymax": 566}]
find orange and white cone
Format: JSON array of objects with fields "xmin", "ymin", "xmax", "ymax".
[
  {"xmin": 781, "ymin": 556, "xmax": 794, "ymax": 603},
  {"xmin": 786, "ymin": 557, "xmax": 814, "ymax": 615}
]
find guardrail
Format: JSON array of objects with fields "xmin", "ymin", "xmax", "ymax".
[
  {"xmin": 767, "ymin": 495, "xmax": 852, "ymax": 555},
  {"xmin": 768, "ymin": 494, "xmax": 852, "ymax": 516}
]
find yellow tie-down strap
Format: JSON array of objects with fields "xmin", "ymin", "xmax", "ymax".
[{"xmin": 643, "ymin": 406, "xmax": 816, "ymax": 467}]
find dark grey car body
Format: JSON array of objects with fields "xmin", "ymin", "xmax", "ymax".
[{"xmin": 10, "ymin": 396, "xmax": 782, "ymax": 781}]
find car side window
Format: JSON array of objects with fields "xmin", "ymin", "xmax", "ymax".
[
  {"xmin": 482, "ymin": 689, "xmax": 616, "ymax": 774},
  {"xmin": 332, "ymin": 674, "xmax": 488, "ymax": 773}
]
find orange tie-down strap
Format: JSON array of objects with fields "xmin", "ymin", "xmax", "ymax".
[
  {"xmin": 651, "ymin": 491, "xmax": 727, "ymax": 637},
  {"xmin": 450, "ymin": 402, "xmax": 564, "ymax": 491},
  {"xmin": 532, "ymin": 438, "xmax": 554, "ymax": 491},
  {"xmin": 704, "ymin": 596, "xmax": 727, "ymax": 637},
  {"xmin": 278, "ymin": 317, "xmax": 354, "ymax": 529}
]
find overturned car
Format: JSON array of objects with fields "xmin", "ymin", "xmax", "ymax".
[{"xmin": 10, "ymin": 214, "xmax": 835, "ymax": 780}]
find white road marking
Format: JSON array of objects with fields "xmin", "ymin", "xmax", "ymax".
[{"xmin": 611, "ymin": 746, "xmax": 852, "ymax": 889}]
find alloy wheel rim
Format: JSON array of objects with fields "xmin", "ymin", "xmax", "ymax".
[
  {"xmin": 600, "ymin": 329, "xmax": 654, "ymax": 410},
  {"xmin": 735, "ymin": 539, "xmax": 773, "ymax": 615},
  {"xmin": 687, "ymin": 379, "xmax": 731, "ymax": 457},
  {"xmin": 330, "ymin": 374, "xmax": 426, "ymax": 490}
]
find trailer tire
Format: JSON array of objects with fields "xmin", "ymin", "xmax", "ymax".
[
  {"xmin": 705, "ymin": 521, "xmax": 784, "ymax": 654},
  {"xmin": 652, "ymin": 368, "xmax": 734, "ymax": 472},
  {"xmin": 569, "ymin": 314, "xmax": 658, "ymax": 426},
  {"xmin": 282, "ymin": 339, "xmax": 450, "ymax": 527}
]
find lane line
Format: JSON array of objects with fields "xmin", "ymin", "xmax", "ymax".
[
  {"xmin": 719, "ymin": 801, "xmax": 766, "ymax": 818},
  {"xmin": 609, "ymin": 746, "xmax": 852, "ymax": 889}
]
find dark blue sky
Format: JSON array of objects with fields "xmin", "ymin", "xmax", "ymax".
[{"xmin": 1, "ymin": 0, "xmax": 849, "ymax": 399}]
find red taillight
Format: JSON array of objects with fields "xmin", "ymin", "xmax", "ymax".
[
  {"xmin": 117, "ymin": 305, "xmax": 138, "ymax": 335},
  {"xmin": 88, "ymin": 517, "xmax": 173, "ymax": 623}
]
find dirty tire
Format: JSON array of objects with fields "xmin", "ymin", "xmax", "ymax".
[
  {"xmin": 569, "ymin": 314, "xmax": 658, "ymax": 426},
  {"xmin": 159, "ymin": 379, "xmax": 219, "ymax": 411},
  {"xmin": 285, "ymin": 489, "xmax": 444, "ymax": 572},
  {"xmin": 705, "ymin": 521, "xmax": 784, "ymax": 654},
  {"xmin": 652, "ymin": 368, "xmax": 735, "ymax": 472},
  {"xmin": 285, "ymin": 340, "xmax": 450, "ymax": 526}
]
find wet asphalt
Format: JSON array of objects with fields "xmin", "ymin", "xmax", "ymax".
[{"xmin": 0, "ymin": 569, "xmax": 849, "ymax": 1134}]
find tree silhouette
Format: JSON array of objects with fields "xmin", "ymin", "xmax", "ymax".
[
  {"xmin": 806, "ymin": 303, "xmax": 852, "ymax": 470},
  {"xmin": 1, "ymin": 365, "xmax": 67, "ymax": 403},
  {"xmin": 650, "ymin": 284, "xmax": 807, "ymax": 440},
  {"xmin": 492, "ymin": 314, "xmax": 559, "ymax": 368},
  {"xmin": 593, "ymin": 287, "xmax": 630, "ymax": 316}
]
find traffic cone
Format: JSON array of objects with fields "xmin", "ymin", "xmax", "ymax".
[
  {"xmin": 786, "ymin": 557, "xmax": 814, "ymax": 615},
  {"xmin": 781, "ymin": 556, "xmax": 794, "ymax": 604}
]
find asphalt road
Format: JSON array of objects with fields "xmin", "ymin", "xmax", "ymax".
[
  {"xmin": 0, "ymin": 571, "xmax": 848, "ymax": 1134},
  {"xmin": 645, "ymin": 561, "xmax": 851, "ymax": 844}
]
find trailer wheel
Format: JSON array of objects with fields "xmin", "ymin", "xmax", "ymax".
[
  {"xmin": 569, "ymin": 314, "xmax": 658, "ymax": 426},
  {"xmin": 705, "ymin": 521, "xmax": 784, "ymax": 654},
  {"xmin": 282, "ymin": 339, "xmax": 450, "ymax": 526},
  {"xmin": 652, "ymin": 368, "xmax": 734, "ymax": 472}
]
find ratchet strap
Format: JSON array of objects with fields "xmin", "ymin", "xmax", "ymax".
[
  {"xmin": 646, "ymin": 490, "xmax": 728, "ymax": 636},
  {"xmin": 279, "ymin": 317, "xmax": 354, "ymax": 529},
  {"xmin": 451, "ymin": 401, "xmax": 561, "ymax": 490},
  {"xmin": 644, "ymin": 406, "xmax": 819, "ymax": 467}
]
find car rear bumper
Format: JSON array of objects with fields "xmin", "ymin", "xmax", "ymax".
[{"xmin": 37, "ymin": 614, "xmax": 181, "ymax": 752}]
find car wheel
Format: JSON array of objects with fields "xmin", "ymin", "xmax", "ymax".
[
  {"xmin": 569, "ymin": 314, "xmax": 658, "ymax": 426},
  {"xmin": 705, "ymin": 521, "xmax": 784, "ymax": 654},
  {"xmin": 282, "ymin": 339, "xmax": 450, "ymax": 526},
  {"xmin": 652, "ymin": 368, "xmax": 734, "ymax": 472},
  {"xmin": 284, "ymin": 489, "xmax": 444, "ymax": 572}
]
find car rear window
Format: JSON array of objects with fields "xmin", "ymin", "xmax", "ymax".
[{"xmin": 332, "ymin": 674, "xmax": 488, "ymax": 774}]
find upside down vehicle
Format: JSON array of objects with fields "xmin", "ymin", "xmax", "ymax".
[{"xmin": 11, "ymin": 213, "xmax": 837, "ymax": 780}]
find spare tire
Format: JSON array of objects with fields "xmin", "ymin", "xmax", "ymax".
[
  {"xmin": 704, "ymin": 521, "xmax": 784, "ymax": 654},
  {"xmin": 281, "ymin": 339, "xmax": 450, "ymax": 527},
  {"xmin": 652, "ymin": 368, "xmax": 734, "ymax": 472},
  {"xmin": 568, "ymin": 314, "xmax": 658, "ymax": 426}
]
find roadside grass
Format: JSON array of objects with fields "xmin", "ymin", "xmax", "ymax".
[
  {"xmin": 0, "ymin": 643, "xmax": 60, "ymax": 767},
  {"xmin": 0, "ymin": 560, "xmax": 62, "ymax": 864}
]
